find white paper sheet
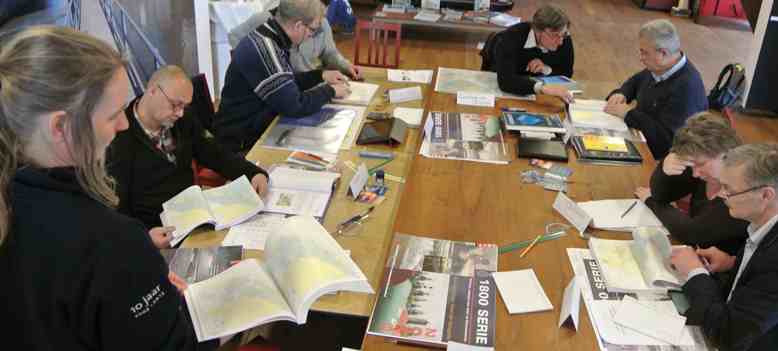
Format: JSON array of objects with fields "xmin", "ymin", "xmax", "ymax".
[
  {"xmin": 613, "ymin": 295, "xmax": 688, "ymax": 345},
  {"xmin": 492, "ymin": 269, "xmax": 553, "ymax": 314}
]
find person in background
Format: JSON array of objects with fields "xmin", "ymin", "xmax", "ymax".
[
  {"xmin": 0, "ymin": 26, "xmax": 218, "ymax": 350},
  {"xmin": 481, "ymin": 4, "xmax": 575, "ymax": 103},
  {"xmin": 108, "ymin": 65, "xmax": 269, "ymax": 247},
  {"xmin": 671, "ymin": 143, "xmax": 778, "ymax": 351},
  {"xmin": 635, "ymin": 112, "xmax": 747, "ymax": 255},
  {"xmin": 227, "ymin": 0, "xmax": 360, "ymax": 79},
  {"xmin": 605, "ymin": 19, "xmax": 707, "ymax": 160},
  {"xmin": 214, "ymin": 0, "xmax": 351, "ymax": 153},
  {"xmin": 290, "ymin": 0, "xmax": 360, "ymax": 80}
]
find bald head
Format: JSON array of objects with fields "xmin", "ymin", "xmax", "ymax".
[{"xmin": 147, "ymin": 65, "xmax": 190, "ymax": 90}]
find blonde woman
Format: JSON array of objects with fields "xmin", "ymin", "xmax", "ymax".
[
  {"xmin": 0, "ymin": 27, "xmax": 217, "ymax": 350},
  {"xmin": 635, "ymin": 113, "xmax": 747, "ymax": 255}
]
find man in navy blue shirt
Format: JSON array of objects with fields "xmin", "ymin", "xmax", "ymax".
[
  {"xmin": 605, "ymin": 19, "xmax": 707, "ymax": 160},
  {"xmin": 214, "ymin": 0, "xmax": 351, "ymax": 152}
]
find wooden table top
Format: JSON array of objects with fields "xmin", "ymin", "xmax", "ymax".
[{"xmin": 360, "ymin": 86, "xmax": 658, "ymax": 350}]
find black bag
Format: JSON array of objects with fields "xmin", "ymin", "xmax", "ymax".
[{"xmin": 708, "ymin": 63, "xmax": 746, "ymax": 111}]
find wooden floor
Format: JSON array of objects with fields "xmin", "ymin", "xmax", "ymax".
[
  {"xmin": 342, "ymin": 0, "xmax": 754, "ymax": 92},
  {"xmin": 335, "ymin": 0, "xmax": 778, "ymax": 143}
]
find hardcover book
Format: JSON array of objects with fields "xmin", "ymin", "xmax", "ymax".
[{"xmin": 502, "ymin": 111, "xmax": 565, "ymax": 133}]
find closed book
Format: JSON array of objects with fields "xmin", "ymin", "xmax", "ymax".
[
  {"xmin": 502, "ymin": 111, "xmax": 565, "ymax": 133},
  {"xmin": 517, "ymin": 138, "xmax": 569, "ymax": 161},
  {"xmin": 571, "ymin": 135, "xmax": 642, "ymax": 165}
]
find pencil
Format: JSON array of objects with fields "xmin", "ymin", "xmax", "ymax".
[
  {"xmin": 520, "ymin": 234, "xmax": 543, "ymax": 258},
  {"xmin": 620, "ymin": 200, "xmax": 638, "ymax": 218}
]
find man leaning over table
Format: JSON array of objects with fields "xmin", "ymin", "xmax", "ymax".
[
  {"xmin": 108, "ymin": 65, "xmax": 269, "ymax": 248},
  {"xmin": 481, "ymin": 4, "xmax": 575, "ymax": 103},
  {"xmin": 227, "ymin": 0, "xmax": 361, "ymax": 80},
  {"xmin": 213, "ymin": 0, "xmax": 351, "ymax": 153},
  {"xmin": 604, "ymin": 19, "xmax": 707, "ymax": 160},
  {"xmin": 670, "ymin": 143, "xmax": 778, "ymax": 351}
]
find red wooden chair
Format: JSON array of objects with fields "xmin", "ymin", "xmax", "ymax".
[{"xmin": 353, "ymin": 19, "xmax": 402, "ymax": 68}]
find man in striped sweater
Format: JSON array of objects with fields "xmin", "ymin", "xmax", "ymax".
[{"xmin": 214, "ymin": 0, "xmax": 351, "ymax": 153}]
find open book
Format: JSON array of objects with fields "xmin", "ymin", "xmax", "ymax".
[
  {"xmin": 161, "ymin": 176, "xmax": 264, "ymax": 246},
  {"xmin": 588, "ymin": 227, "xmax": 683, "ymax": 294},
  {"xmin": 569, "ymin": 99, "xmax": 628, "ymax": 132},
  {"xmin": 263, "ymin": 166, "xmax": 340, "ymax": 218},
  {"xmin": 184, "ymin": 216, "xmax": 374, "ymax": 341}
]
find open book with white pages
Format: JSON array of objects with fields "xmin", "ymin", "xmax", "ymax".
[
  {"xmin": 161, "ymin": 176, "xmax": 263, "ymax": 246},
  {"xmin": 185, "ymin": 216, "xmax": 374, "ymax": 341},
  {"xmin": 567, "ymin": 248, "xmax": 714, "ymax": 350},
  {"xmin": 588, "ymin": 227, "xmax": 684, "ymax": 294}
]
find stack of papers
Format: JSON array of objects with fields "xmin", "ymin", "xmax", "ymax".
[
  {"xmin": 489, "ymin": 13, "xmax": 520, "ymax": 27},
  {"xmin": 614, "ymin": 296, "xmax": 688, "ymax": 345},
  {"xmin": 577, "ymin": 199, "xmax": 662, "ymax": 231},
  {"xmin": 493, "ymin": 269, "xmax": 553, "ymax": 314},
  {"xmin": 414, "ymin": 11, "xmax": 441, "ymax": 22}
]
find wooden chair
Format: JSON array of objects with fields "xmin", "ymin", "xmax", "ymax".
[
  {"xmin": 189, "ymin": 74, "xmax": 226, "ymax": 187},
  {"xmin": 353, "ymin": 19, "xmax": 402, "ymax": 68}
]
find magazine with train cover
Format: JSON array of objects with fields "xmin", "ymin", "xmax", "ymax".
[
  {"xmin": 420, "ymin": 111, "xmax": 510, "ymax": 164},
  {"xmin": 367, "ymin": 233, "xmax": 499, "ymax": 350}
]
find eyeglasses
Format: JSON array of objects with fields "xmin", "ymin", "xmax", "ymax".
[
  {"xmin": 302, "ymin": 22, "xmax": 322, "ymax": 36},
  {"xmin": 157, "ymin": 85, "xmax": 190, "ymax": 112},
  {"xmin": 720, "ymin": 184, "xmax": 769, "ymax": 200}
]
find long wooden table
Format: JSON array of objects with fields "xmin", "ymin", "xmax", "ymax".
[
  {"xmin": 185, "ymin": 67, "xmax": 658, "ymax": 350},
  {"xmin": 182, "ymin": 67, "xmax": 428, "ymax": 317},
  {"xmin": 360, "ymin": 83, "xmax": 658, "ymax": 350}
]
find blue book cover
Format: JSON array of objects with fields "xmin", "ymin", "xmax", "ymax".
[
  {"xmin": 502, "ymin": 112, "xmax": 564, "ymax": 132},
  {"xmin": 279, "ymin": 107, "xmax": 340, "ymax": 127}
]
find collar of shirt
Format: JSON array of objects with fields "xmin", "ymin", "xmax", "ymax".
[
  {"xmin": 745, "ymin": 212, "xmax": 778, "ymax": 248},
  {"xmin": 651, "ymin": 54, "xmax": 686, "ymax": 82},
  {"xmin": 132, "ymin": 100, "xmax": 164, "ymax": 140},
  {"xmin": 523, "ymin": 29, "xmax": 548, "ymax": 53}
]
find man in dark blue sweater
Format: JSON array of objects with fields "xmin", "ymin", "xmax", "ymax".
[
  {"xmin": 481, "ymin": 5, "xmax": 575, "ymax": 103},
  {"xmin": 605, "ymin": 19, "xmax": 708, "ymax": 160},
  {"xmin": 213, "ymin": 0, "xmax": 351, "ymax": 152}
]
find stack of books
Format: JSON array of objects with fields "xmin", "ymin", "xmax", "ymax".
[
  {"xmin": 571, "ymin": 135, "xmax": 642, "ymax": 165},
  {"xmin": 503, "ymin": 111, "xmax": 569, "ymax": 161}
]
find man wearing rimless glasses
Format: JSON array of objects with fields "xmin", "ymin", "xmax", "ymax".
[
  {"xmin": 670, "ymin": 143, "xmax": 778, "ymax": 351},
  {"xmin": 480, "ymin": 5, "xmax": 575, "ymax": 103},
  {"xmin": 108, "ymin": 66, "xmax": 270, "ymax": 248}
]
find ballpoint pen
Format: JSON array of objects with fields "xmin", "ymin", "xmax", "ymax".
[
  {"xmin": 620, "ymin": 200, "xmax": 638, "ymax": 218},
  {"xmin": 335, "ymin": 206, "xmax": 375, "ymax": 235}
]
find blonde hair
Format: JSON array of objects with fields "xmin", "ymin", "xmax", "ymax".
[
  {"xmin": 670, "ymin": 112, "xmax": 741, "ymax": 159},
  {"xmin": 0, "ymin": 26, "xmax": 126, "ymax": 245}
]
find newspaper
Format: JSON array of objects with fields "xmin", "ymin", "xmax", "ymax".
[{"xmin": 566, "ymin": 248, "xmax": 715, "ymax": 351}]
